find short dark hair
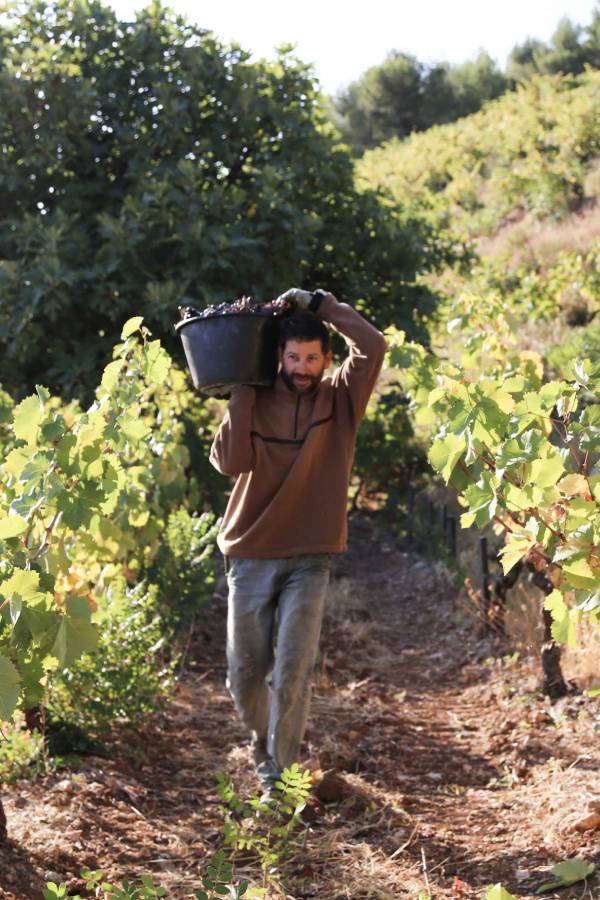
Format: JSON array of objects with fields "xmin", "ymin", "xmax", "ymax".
[{"xmin": 278, "ymin": 313, "xmax": 330, "ymax": 353}]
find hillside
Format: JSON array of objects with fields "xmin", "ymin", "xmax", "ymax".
[
  {"xmin": 358, "ymin": 70, "xmax": 600, "ymax": 244},
  {"xmin": 358, "ymin": 70, "xmax": 600, "ymax": 373}
]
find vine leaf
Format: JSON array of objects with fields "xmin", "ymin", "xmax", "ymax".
[
  {"xmin": 12, "ymin": 395, "xmax": 45, "ymax": 445},
  {"xmin": 544, "ymin": 591, "xmax": 578, "ymax": 647},
  {"xmin": 0, "ymin": 514, "xmax": 28, "ymax": 539},
  {"xmin": 537, "ymin": 859, "xmax": 595, "ymax": 893},
  {"xmin": 121, "ymin": 316, "xmax": 144, "ymax": 340},
  {"xmin": 50, "ymin": 617, "xmax": 98, "ymax": 668},
  {"xmin": 485, "ymin": 886, "xmax": 518, "ymax": 900},
  {"xmin": 0, "ymin": 655, "xmax": 21, "ymax": 721}
]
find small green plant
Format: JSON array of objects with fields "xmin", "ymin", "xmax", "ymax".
[
  {"xmin": 147, "ymin": 507, "xmax": 219, "ymax": 627},
  {"xmin": 194, "ymin": 849, "xmax": 249, "ymax": 899},
  {"xmin": 43, "ymin": 871, "xmax": 166, "ymax": 899},
  {"xmin": 217, "ymin": 763, "xmax": 312, "ymax": 891},
  {"xmin": 43, "ymin": 852, "xmax": 252, "ymax": 899},
  {"xmin": 0, "ymin": 723, "xmax": 44, "ymax": 781}
]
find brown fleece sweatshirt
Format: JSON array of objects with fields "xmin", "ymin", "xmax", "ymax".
[{"xmin": 209, "ymin": 295, "xmax": 386, "ymax": 558}]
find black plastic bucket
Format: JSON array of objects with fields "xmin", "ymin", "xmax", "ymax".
[{"xmin": 175, "ymin": 313, "xmax": 280, "ymax": 396}]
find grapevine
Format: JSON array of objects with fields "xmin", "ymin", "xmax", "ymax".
[
  {"xmin": 386, "ymin": 307, "xmax": 600, "ymax": 646},
  {"xmin": 0, "ymin": 318, "xmax": 188, "ymax": 722}
]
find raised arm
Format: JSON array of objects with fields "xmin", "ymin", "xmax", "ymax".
[
  {"xmin": 316, "ymin": 292, "xmax": 387, "ymax": 418},
  {"xmin": 209, "ymin": 385, "xmax": 256, "ymax": 476}
]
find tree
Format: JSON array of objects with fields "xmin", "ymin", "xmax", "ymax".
[
  {"xmin": 443, "ymin": 52, "xmax": 507, "ymax": 117},
  {"xmin": 333, "ymin": 51, "xmax": 508, "ymax": 155},
  {"xmin": 507, "ymin": 18, "xmax": 588, "ymax": 81},
  {"xmin": 333, "ymin": 52, "xmax": 425, "ymax": 153},
  {"xmin": 0, "ymin": 0, "xmax": 441, "ymax": 400}
]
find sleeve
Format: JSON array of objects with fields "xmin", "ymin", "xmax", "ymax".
[
  {"xmin": 209, "ymin": 386, "xmax": 256, "ymax": 476},
  {"xmin": 317, "ymin": 294, "xmax": 387, "ymax": 422}
]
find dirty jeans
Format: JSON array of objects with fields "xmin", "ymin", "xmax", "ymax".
[{"xmin": 225, "ymin": 554, "xmax": 331, "ymax": 789}]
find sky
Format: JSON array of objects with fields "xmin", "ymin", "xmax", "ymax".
[{"xmin": 108, "ymin": 0, "xmax": 600, "ymax": 95}]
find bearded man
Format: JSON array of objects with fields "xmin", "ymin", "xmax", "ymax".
[{"xmin": 210, "ymin": 288, "xmax": 386, "ymax": 793}]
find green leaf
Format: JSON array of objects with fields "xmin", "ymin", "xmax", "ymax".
[
  {"xmin": 0, "ymin": 655, "xmax": 21, "ymax": 721},
  {"xmin": 65, "ymin": 595, "xmax": 92, "ymax": 620},
  {"xmin": 13, "ymin": 395, "xmax": 45, "ymax": 445},
  {"xmin": 76, "ymin": 411, "xmax": 107, "ymax": 448},
  {"xmin": 50, "ymin": 616, "xmax": 98, "ymax": 668},
  {"xmin": 485, "ymin": 886, "xmax": 518, "ymax": 900},
  {"xmin": 121, "ymin": 316, "xmax": 144, "ymax": 339},
  {"xmin": 1, "ymin": 569, "xmax": 45, "ymax": 604},
  {"xmin": 0, "ymin": 514, "xmax": 28, "ymax": 539},
  {"xmin": 463, "ymin": 479, "xmax": 498, "ymax": 528},
  {"xmin": 35, "ymin": 385, "xmax": 50, "ymax": 406},
  {"xmin": 3, "ymin": 447, "xmax": 30, "ymax": 478},
  {"xmin": 21, "ymin": 605, "xmax": 57, "ymax": 641},
  {"xmin": 530, "ymin": 454, "xmax": 565, "ymax": 489},
  {"xmin": 101, "ymin": 359, "xmax": 125, "ymax": 393},
  {"xmin": 544, "ymin": 590, "xmax": 578, "ymax": 647},
  {"xmin": 428, "ymin": 433, "xmax": 466, "ymax": 482},
  {"xmin": 118, "ymin": 415, "xmax": 150, "ymax": 443},
  {"xmin": 142, "ymin": 340, "xmax": 171, "ymax": 386},
  {"xmin": 537, "ymin": 859, "xmax": 595, "ymax": 893},
  {"xmin": 586, "ymin": 684, "xmax": 600, "ymax": 697}
]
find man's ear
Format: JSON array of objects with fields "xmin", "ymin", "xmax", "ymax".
[
  {"xmin": 325, "ymin": 350, "xmax": 333, "ymax": 367},
  {"xmin": 278, "ymin": 347, "xmax": 283, "ymax": 363}
]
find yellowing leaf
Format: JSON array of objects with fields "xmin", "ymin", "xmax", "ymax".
[
  {"xmin": 128, "ymin": 508, "xmax": 150, "ymax": 528},
  {"xmin": 486, "ymin": 886, "xmax": 518, "ymax": 900},
  {"xmin": 520, "ymin": 349, "xmax": 544, "ymax": 379},
  {"xmin": 562, "ymin": 557, "xmax": 599, "ymax": 589},
  {"xmin": 121, "ymin": 316, "xmax": 144, "ymax": 340},
  {"xmin": 499, "ymin": 534, "xmax": 534, "ymax": 574},
  {"xmin": 558, "ymin": 474, "xmax": 590, "ymax": 497}
]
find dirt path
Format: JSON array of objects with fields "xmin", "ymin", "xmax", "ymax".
[{"xmin": 1, "ymin": 513, "xmax": 599, "ymax": 899}]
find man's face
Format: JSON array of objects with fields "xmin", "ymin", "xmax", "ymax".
[{"xmin": 279, "ymin": 339, "xmax": 333, "ymax": 394}]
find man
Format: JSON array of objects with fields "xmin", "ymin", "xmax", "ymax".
[{"xmin": 209, "ymin": 288, "xmax": 386, "ymax": 793}]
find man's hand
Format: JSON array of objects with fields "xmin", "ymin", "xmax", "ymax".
[{"xmin": 276, "ymin": 288, "xmax": 313, "ymax": 311}]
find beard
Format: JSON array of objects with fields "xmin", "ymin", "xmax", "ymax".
[{"xmin": 281, "ymin": 367, "xmax": 324, "ymax": 394}]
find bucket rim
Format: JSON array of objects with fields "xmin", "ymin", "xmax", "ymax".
[{"xmin": 174, "ymin": 310, "xmax": 282, "ymax": 333}]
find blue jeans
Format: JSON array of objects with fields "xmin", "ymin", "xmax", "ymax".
[{"xmin": 225, "ymin": 554, "xmax": 331, "ymax": 788}]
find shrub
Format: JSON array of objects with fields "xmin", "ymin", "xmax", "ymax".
[{"xmin": 47, "ymin": 579, "xmax": 175, "ymax": 736}]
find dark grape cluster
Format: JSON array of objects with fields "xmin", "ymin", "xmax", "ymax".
[{"xmin": 178, "ymin": 295, "xmax": 292, "ymax": 322}]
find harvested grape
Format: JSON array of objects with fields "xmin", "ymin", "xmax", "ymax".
[{"xmin": 178, "ymin": 295, "xmax": 292, "ymax": 322}]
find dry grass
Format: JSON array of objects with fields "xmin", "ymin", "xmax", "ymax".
[
  {"xmin": 563, "ymin": 619, "xmax": 600, "ymax": 690},
  {"xmin": 477, "ymin": 199, "xmax": 600, "ymax": 270},
  {"xmin": 526, "ymin": 758, "xmax": 600, "ymax": 849}
]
